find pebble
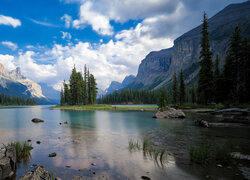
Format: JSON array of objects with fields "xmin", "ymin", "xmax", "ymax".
[
  {"xmin": 141, "ymin": 176, "xmax": 151, "ymax": 180},
  {"xmin": 36, "ymin": 141, "xmax": 41, "ymax": 144},
  {"xmin": 49, "ymin": 152, "xmax": 57, "ymax": 157},
  {"xmin": 91, "ymin": 163, "xmax": 96, "ymax": 166},
  {"xmin": 217, "ymin": 164, "xmax": 223, "ymax": 168}
]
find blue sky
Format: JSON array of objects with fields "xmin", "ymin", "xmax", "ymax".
[{"xmin": 0, "ymin": 0, "xmax": 246, "ymax": 90}]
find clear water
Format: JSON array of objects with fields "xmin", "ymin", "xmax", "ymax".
[{"xmin": 0, "ymin": 106, "xmax": 249, "ymax": 179}]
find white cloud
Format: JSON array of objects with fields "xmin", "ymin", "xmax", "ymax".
[
  {"xmin": 61, "ymin": 14, "xmax": 72, "ymax": 28},
  {"xmin": 0, "ymin": 54, "xmax": 16, "ymax": 71},
  {"xmin": 30, "ymin": 18, "xmax": 58, "ymax": 27},
  {"xmin": 0, "ymin": 15, "xmax": 21, "ymax": 28},
  {"xmin": 1, "ymin": 41, "xmax": 18, "ymax": 50},
  {"xmin": 72, "ymin": 1, "xmax": 113, "ymax": 35},
  {"xmin": 61, "ymin": 31, "xmax": 72, "ymax": 40}
]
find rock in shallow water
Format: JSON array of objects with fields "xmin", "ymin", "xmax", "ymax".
[
  {"xmin": 0, "ymin": 146, "xmax": 16, "ymax": 180},
  {"xmin": 195, "ymin": 119, "xmax": 209, "ymax": 127},
  {"xmin": 19, "ymin": 165, "xmax": 61, "ymax": 180},
  {"xmin": 31, "ymin": 118, "xmax": 44, "ymax": 123},
  {"xmin": 153, "ymin": 108, "xmax": 185, "ymax": 119},
  {"xmin": 48, "ymin": 152, "xmax": 56, "ymax": 157}
]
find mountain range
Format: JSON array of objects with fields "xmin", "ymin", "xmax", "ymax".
[
  {"xmin": 105, "ymin": 75, "xmax": 135, "ymax": 94},
  {"xmin": 115, "ymin": 1, "xmax": 250, "ymax": 91},
  {"xmin": 0, "ymin": 63, "xmax": 55, "ymax": 104}
]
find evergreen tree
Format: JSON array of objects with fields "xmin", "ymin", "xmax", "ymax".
[
  {"xmin": 83, "ymin": 64, "xmax": 88, "ymax": 105},
  {"xmin": 172, "ymin": 71, "xmax": 178, "ymax": 104},
  {"xmin": 89, "ymin": 74, "xmax": 98, "ymax": 104},
  {"xmin": 157, "ymin": 89, "xmax": 167, "ymax": 111},
  {"xmin": 69, "ymin": 65, "xmax": 79, "ymax": 104},
  {"xmin": 60, "ymin": 87, "xmax": 65, "ymax": 105},
  {"xmin": 223, "ymin": 27, "xmax": 242, "ymax": 103},
  {"xmin": 191, "ymin": 85, "xmax": 196, "ymax": 104},
  {"xmin": 214, "ymin": 55, "xmax": 223, "ymax": 103},
  {"xmin": 179, "ymin": 69, "xmax": 185, "ymax": 105},
  {"xmin": 198, "ymin": 12, "xmax": 213, "ymax": 104},
  {"xmin": 63, "ymin": 80, "xmax": 71, "ymax": 104}
]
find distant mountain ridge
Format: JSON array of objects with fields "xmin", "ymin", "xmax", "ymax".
[
  {"xmin": 0, "ymin": 63, "xmax": 52, "ymax": 104},
  {"xmin": 106, "ymin": 75, "xmax": 135, "ymax": 94},
  {"xmin": 128, "ymin": 1, "xmax": 250, "ymax": 90}
]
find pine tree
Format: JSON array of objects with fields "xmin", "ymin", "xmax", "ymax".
[
  {"xmin": 172, "ymin": 71, "xmax": 178, "ymax": 104},
  {"xmin": 60, "ymin": 87, "xmax": 65, "ymax": 105},
  {"xmin": 63, "ymin": 80, "xmax": 70, "ymax": 104},
  {"xmin": 214, "ymin": 55, "xmax": 222, "ymax": 103},
  {"xmin": 157, "ymin": 89, "xmax": 167, "ymax": 111},
  {"xmin": 223, "ymin": 27, "xmax": 242, "ymax": 103},
  {"xmin": 191, "ymin": 85, "xmax": 196, "ymax": 104},
  {"xmin": 83, "ymin": 64, "xmax": 88, "ymax": 105},
  {"xmin": 179, "ymin": 69, "xmax": 185, "ymax": 105},
  {"xmin": 198, "ymin": 12, "xmax": 213, "ymax": 104},
  {"xmin": 89, "ymin": 74, "xmax": 98, "ymax": 104}
]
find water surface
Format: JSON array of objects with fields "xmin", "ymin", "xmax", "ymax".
[{"xmin": 0, "ymin": 106, "xmax": 249, "ymax": 179}]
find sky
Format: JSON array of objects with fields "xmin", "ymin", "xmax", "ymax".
[{"xmin": 0, "ymin": 0, "xmax": 246, "ymax": 91}]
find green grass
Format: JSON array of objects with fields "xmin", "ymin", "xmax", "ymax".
[
  {"xmin": 189, "ymin": 144, "xmax": 211, "ymax": 164},
  {"xmin": 128, "ymin": 138, "xmax": 167, "ymax": 166},
  {"xmin": 53, "ymin": 104, "xmax": 158, "ymax": 111}
]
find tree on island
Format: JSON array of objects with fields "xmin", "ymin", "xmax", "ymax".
[
  {"xmin": 157, "ymin": 89, "xmax": 168, "ymax": 111},
  {"xmin": 172, "ymin": 71, "xmax": 178, "ymax": 105},
  {"xmin": 179, "ymin": 69, "xmax": 185, "ymax": 105},
  {"xmin": 197, "ymin": 12, "xmax": 213, "ymax": 105},
  {"xmin": 60, "ymin": 65, "xmax": 98, "ymax": 105}
]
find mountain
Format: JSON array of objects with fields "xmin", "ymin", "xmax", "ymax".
[
  {"xmin": 106, "ymin": 75, "xmax": 135, "ymax": 94},
  {"xmin": 129, "ymin": 1, "xmax": 250, "ymax": 90},
  {"xmin": 39, "ymin": 83, "xmax": 60, "ymax": 104},
  {"xmin": 0, "ymin": 63, "xmax": 52, "ymax": 104}
]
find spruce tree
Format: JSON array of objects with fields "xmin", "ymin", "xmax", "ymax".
[
  {"xmin": 179, "ymin": 69, "xmax": 185, "ymax": 105},
  {"xmin": 223, "ymin": 27, "xmax": 242, "ymax": 103},
  {"xmin": 191, "ymin": 85, "xmax": 196, "ymax": 104},
  {"xmin": 83, "ymin": 64, "xmax": 88, "ymax": 105},
  {"xmin": 198, "ymin": 12, "xmax": 213, "ymax": 104},
  {"xmin": 60, "ymin": 87, "xmax": 65, "ymax": 105},
  {"xmin": 157, "ymin": 89, "xmax": 167, "ymax": 111},
  {"xmin": 172, "ymin": 71, "xmax": 178, "ymax": 104},
  {"xmin": 69, "ymin": 65, "xmax": 78, "ymax": 104},
  {"xmin": 214, "ymin": 55, "xmax": 222, "ymax": 103}
]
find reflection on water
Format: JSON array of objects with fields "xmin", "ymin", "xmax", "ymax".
[{"xmin": 0, "ymin": 106, "xmax": 250, "ymax": 179}]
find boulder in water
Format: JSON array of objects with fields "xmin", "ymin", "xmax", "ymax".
[
  {"xmin": 31, "ymin": 118, "xmax": 44, "ymax": 123},
  {"xmin": 153, "ymin": 108, "xmax": 185, "ymax": 119}
]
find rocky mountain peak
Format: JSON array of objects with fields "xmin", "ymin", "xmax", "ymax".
[
  {"xmin": 0, "ymin": 63, "xmax": 8, "ymax": 76},
  {"xmin": 10, "ymin": 67, "xmax": 23, "ymax": 80}
]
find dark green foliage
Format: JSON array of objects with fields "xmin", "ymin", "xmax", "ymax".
[
  {"xmin": 223, "ymin": 27, "xmax": 250, "ymax": 104},
  {"xmin": 61, "ymin": 65, "xmax": 98, "ymax": 105},
  {"xmin": 198, "ymin": 12, "xmax": 214, "ymax": 104},
  {"xmin": 214, "ymin": 55, "xmax": 224, "ymax": 103},
  {"xmin": 191, "ymin": 85, "xmax": 196, "ymax": 104},
  {"xmin": 157, "ymin": 89, "xmax": 167, "ymax": 110},
  {"xmin": 172, "ymin": 71, "xmax": 178, "ymax": 104},
  {"xmin": 189, "ymin": 144, "xmax": 211, "ymax": 164},
  {"xmin": 98, "ymin": 88, "xmax": 161, "ymax": 104},
  {"xmin": 0, "ymin": 94, "xmax": 36, "ymax": 105},
  {"xmin": 179, "ymin": 69, "xmax": 185, "ymax": 105}
]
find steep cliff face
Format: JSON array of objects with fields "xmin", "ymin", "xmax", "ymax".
[
  {"xmin": 0, "ymin": 63, "xmax": 51, "ymax": 104},
  {"xmin": 130, "ymin": 48, "xmax": 172, "ymax": 89},
  {"xmin": 130, "ymin": 1, "xmax": 250, "ymax": 90}
]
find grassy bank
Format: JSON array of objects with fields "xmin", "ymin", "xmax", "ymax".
[{"xmin": 52, "ymin": 104, "xmax": 158, "ymax": 111}]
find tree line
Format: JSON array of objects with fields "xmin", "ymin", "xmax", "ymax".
[
  {"xmin": 0, "ymin": 94, "xmax": 36, "ymax": 105},
  {"xmin": 60, "ymin": 65, "xmax": 98, "ymax": 105}
]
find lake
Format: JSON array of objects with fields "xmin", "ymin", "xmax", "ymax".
[{"xmin": 0, "ymin": 105, "xmax": 250, "ymax": 179}]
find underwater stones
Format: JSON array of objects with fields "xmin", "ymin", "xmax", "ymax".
[
  {"xmin": 31, "ymin": 118, "xmax": 44, "ymax": 123},
  {"xmin": 48, "ymin": 152, "xmax": 56, "ymax": 157},
  {"xmin": 19, "ymin": 165, "xmax": 61, "ymax": 180},
  {"xmin": 153, "ymin": 108, "xmax": 185, "ymax": 119},
  {"xmin": 141, "ymin": 176, "xmax": 151, "ymax": 180}
]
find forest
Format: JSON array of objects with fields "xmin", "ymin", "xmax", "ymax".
[
  {"xmin": 0, "ymin": 94, "xmax": 36, "ymax": 105},
  {"xmin": 60, "ymin": 65, "xmax": 98, "ymax": 105}
]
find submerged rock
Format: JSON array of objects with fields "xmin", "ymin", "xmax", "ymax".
[
  {"xmin": 0, "ymin": 146, "xmax": 16, "ymax": 180},
  {"xmin": 195, "ymin": 119, "xmax": 209, "ymax": 127},
  {"xmin": 48, "ymin": 152, "xmax": 56, "ymax": 157},
  {"xmin": 153, "ymin": 108, "xmax": 185, "ymax": 119},
  {"xmin": 19, "ymin": 165, "xmax": 61, "ymax": 180},
  {"xmin": 31, "ymin": 118, "xmax": 44, "ymax": 123},
  {"xmin": 141, "ymin": 176, "xmax": 151, "ymax": 180}
]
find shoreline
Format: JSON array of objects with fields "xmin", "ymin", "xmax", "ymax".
[{"xmin": 51, "ymin": 104, "xmax": 158, "ymax": 111}]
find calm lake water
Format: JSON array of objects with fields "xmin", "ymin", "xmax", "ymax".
[{"xmin": 0, "ymin": 105, "xmax": 250, "ymax": 179}]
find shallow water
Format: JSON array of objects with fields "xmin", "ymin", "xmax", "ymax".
[{"xmin": 0, "ymin": 106, "xmax": 250, "ymax": 179}]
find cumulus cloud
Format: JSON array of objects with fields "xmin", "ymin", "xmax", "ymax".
[
  {"xmin": 0, "ymin": 54, "xmax": 16, "ymax": 70},
  {"xmin": 61, "ymin": 31, "xmax": 72, "ymax": 40},
  {"xmin": 0, "ymin": 15, "xmax": 21, "ymax": 28},
  {"xmin": 72, "ymin": 1, "xmax": 113, "ymax": 35},
  {"xmin": 1, "ymin": 41, "xmax": 18, "ymax": 50},
  {"xmin": 61, "ymin": 14, "xmax": 72, "ymax": 28}
]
